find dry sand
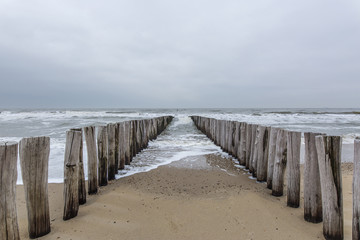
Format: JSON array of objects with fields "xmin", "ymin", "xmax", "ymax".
[{"xmin": 16, "ymin": 154, "xmax": 354, "ymax": 240}]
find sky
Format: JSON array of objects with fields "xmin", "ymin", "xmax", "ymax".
[{"xmin": 0, "ymin": 0, "xmax": 359, "ymax": 108}]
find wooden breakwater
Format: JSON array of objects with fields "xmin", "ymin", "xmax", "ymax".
[
  {"xmin": 63, "ymin": 116, "xmax": 173, "ymax": 220},
  {"xmin": 191, "ymin": 116, "xmax": 350, "ymax": 240},
  {"xmin": 0, "ymin": 116, "xmax": 173, "ymax": 239}
]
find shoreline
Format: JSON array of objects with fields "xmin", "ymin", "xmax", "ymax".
[{"xmin": 16, "ymin": 154, "xmax": 353, "ymax": 239}]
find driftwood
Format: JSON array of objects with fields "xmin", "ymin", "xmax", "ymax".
[
  {"xmin": 353, "ymin": 138, "xmax": 360, "ymax": 240},
  {"xmin": 266, "ymin": 127, "xmax": 279, "ymax": 189},
  {"xmin": 0, "ymin": 141, "xmax": 20, "ymax": 240},
  {"xmin": 316, "ymin": 135, "xmax": 343, "ymax": 240},
  {"xmin": 272, "ymin": 129, "xmax": 288, "ymax": 197},
  {"xmin": 63, "ymin": 130, "xmax": 82, "ymax": 220},
  {"xmin": 19, "ymin": 137, "xmax": 51, "ymax": 238},
  {"xmin": 97, "ymin": 126, "xmax": 108, "ymax": 187},
  {"xmin": 304, "ymin": 132, "xmax": 323, "ymax": 223},
  {"xmin": 84, "ymin": 126, "xmax": 98, "ymax": 195},
  {"xmin": 286, "ymin": 131, "xmax": 301, "ymax": 208}
]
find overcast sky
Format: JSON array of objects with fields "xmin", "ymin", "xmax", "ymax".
[{"xmin": 0, "ymin": 0, "xmax": 359, "ymax": 108}]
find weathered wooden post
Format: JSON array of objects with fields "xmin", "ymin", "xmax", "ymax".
[
  {"xmin": 107, "ymin": 123, "xmax": 116, "ymax": 181},
  {"xmin": 316, "ymin": 135, "xmax": 343, "ymax": 240},
  {"xmin": 252, "ymin": 125, "xmax": 260, "ymax": 177},
  {"xmin": 267, "ymin": 127, "xmax": 279, "ymax": 189},
  {"xmin": 19, "ymin": 137, "xmax": 50, "ymax": 238},
  {"xmin": 136, "ymin": 120, "xmax": 143, "ymax": 154},
  {"xmin": 129, "ymin": 121, "xmax": 136, "ymax": 159},
  {"xmin": 286, "ymin": 131, "xmax": 301, "ymax": 208},
  {"xmin": 118, "ymin": 122, "xmax": 125, "ymax": 170},
  {"xmin": 304, "ymin": 132, "xmax": 323, "ymax": 223},
  {"xmin": 220, "ymin": 120, "xmax": 226, "ymax": 150},
  {"xmin": 272, "ymin": 129, "xmax": 287, "ymax": 197},
  {"xmin": 210, "ymin": 118, "xmax": 216, "ymax": 142},
  {"xmin": 84, "ymin": 126, "xmax": 98, "ymax": 195},
  {"xmin": 245, "ymin": 123, "xmax": 252, "ymax": 169},
  {"xmin": 249, "ymin": 124, "xmax": 258, "ymax": 174},
  {"xmin": 125, "ymin": 121, "xmax": 132, "ymax": 165},
  {"xmin": 71, "ymin": 128, "xmax": 86, "ymax": 205},
  {"xmin": 115, "ymin": 123, "xmax": 119, "ymax": 171},
  {"xmin": 229, "ymin": 121, "xmax": 236, "ymax": 156},
  {"xmin": 353, "ymin": 138, "xmax": 360, "ymax": 240},
  {"xmin": 63, "ymin": 130, "xmax": 82, "ymax": 220},
  {"xmin": 0, "ymin": 141, "xmax": 20, "ymax": 240},
  {"xmin": 256, "ymin": 126, "xmax": 270, "ymax": 182},
  {"xmin": 238, "ymin": 122, "xmax": 247, "ymax": 166},
  {"xmin": 217, "ymin": 119, "xmax": 222, "ymax": 147},
  {"xmin": 232, "ymin": 121, "xmax": 240, "ymax": 159},
  {"xmin": 97, "ymin": 126, "xmax": 108, "ymax": 187}
]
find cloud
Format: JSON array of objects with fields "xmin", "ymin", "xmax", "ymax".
[{"xmin": 0, "ymin": 0, "xmax": 359, "ymax": 108}]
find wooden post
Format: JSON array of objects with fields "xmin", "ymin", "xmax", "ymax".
[
  {"xmin": 217, "ymin": 119, "xmax": 221, "ymax": 147},
  {"xmin": 232, "ymin": 121, "xmax": 240, "ymax": 159},
  {"xmin": 353, "ymin": 138, "xmax": 360, "ymax": 240},
  {"xmin": 272, "ymin": 129, "xmax": 287, "ymax": 197},
  {"xmin": 220, "ymin": 120, "xmax": 226, "ymax": 150},
  {"xmin": 125, "ymin": 121, "xmax": 132, "ymax": 165},
  {"xmin": 97, "ymin": 126, "xmax": 108, "ymax": 187},
  {"xmin": 228, "ymin": 121, "xmax": 236, "ymax": 156},
  {"xmin": 19, "ymin": 137, "xmax": 50, "ymax": 238},
  {"xmin": 267, "ymin": 127, "xmax": 279, "ymax": 189},
  {"xmin": 238, "ymin": 122, "xmax": 247, "ymax": 166},
  {"xmin": 249, "ymin": 124, "xmax": 257, "ymax": 174},
  {"xmin": 130, "ymin": 121, "xmax": 136, "ymax": 159},
  {"xmin": 316, "ymin": 135, "xmax": 343, "ymax": 240},
  {"xmin": 0, "ymin": 141, "xmax": 20, "ymax": 240},
  {"xmin": 107, "ymin": 123, "xmax": 116, "ymax": 181},
  {"xmin": 304, "ymin": 132, "xmax": 323, "ymax": 223},
  {"xmin": 115, "ymin": 123, "xmax": 119, "ymax": 172},
  {"xmin": 84, "ymin": 126, "xmax": 98, "ymax": 195},
  {"xmin": 252, "ymin": 125, "xmax": 261, "ymax": 178},
  {"xmin": 256, "ymin": 126, "xmax": 269, "ymax": 182},
  {"xmin": 71, "ymin": 128, "xmax": 86, "ymax": 205},
  {"xmin": 245, "ymin": 123, "xmax": 252, "ymax": 169},
  {"xmin": 136, "ymin": 120, "xmax": 143, "ymax": 154},
  {"xmin": 118, "ymin": 122, "xmax": 125, "ymax": 170},
  {"xmin": 63, "ymin": 130, "xmax": 82, "ymax": 220},
  {"xmin": 210, "ymin": 119, "xmax": 216, "ymax": 142},
  {"xmin": 286, "ymin": 131, "xmax": 301, "ymax": 208}
]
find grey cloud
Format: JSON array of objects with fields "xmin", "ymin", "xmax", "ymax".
[{"xmin": 0, "ymin": 0, "xmax": 359, "ymax": 108}]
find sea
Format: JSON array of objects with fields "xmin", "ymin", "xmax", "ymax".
[{"xmin": 0, "ymin": 108, "xmax": 359, "ymax": 184}]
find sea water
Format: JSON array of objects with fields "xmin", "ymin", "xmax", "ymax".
[{"xmin": 0, "ymin": 108, "xmax": 359, "ymax": 183}]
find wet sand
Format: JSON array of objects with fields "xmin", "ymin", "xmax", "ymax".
[{"xmin": 16, "ymin": 154, "xmax": 353, "ymax": 240}]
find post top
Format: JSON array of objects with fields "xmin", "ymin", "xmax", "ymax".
[{"xmin": 0, "ymin": 141, "xmax": 18, "ymax": 146}]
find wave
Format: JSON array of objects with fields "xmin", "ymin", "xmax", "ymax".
[
  {"xmin": 105, "ymin": 111, "xmax": 136, "ymax": 114},
  {"xmin": 266, "ymin": 111, "xmax": 360, "ymax": 115}
]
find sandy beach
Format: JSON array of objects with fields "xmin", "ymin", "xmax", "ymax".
[{"xmin": 16, "ymin": 154, "xmax": 353, "ymax": 240}]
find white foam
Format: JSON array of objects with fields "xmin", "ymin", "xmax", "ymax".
[{"xmin": 0, "ymin": 109, "xmax": 358, "ymax": 184}]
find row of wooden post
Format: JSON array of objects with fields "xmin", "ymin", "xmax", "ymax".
[
  {"xmin": 190, "ymin": 116, "xmax": 353, "ymax": 240},
  {"xmin": 0, "ymin": 116, "xmax": 173, "ymax": 240},
  {"xmin": 63, "ymin": 116, "xmax": 173, "ymax": 221}
]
